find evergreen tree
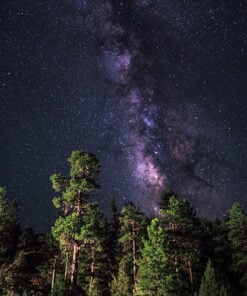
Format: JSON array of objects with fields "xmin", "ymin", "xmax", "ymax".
[
  {"xmin": 219, "ymin": 284, "xmax": 232, "ymax": 296},
  {"xmin": 49, "ymin": 274, "xmax": 70, "ymax": 296},
  {"xmin": 118, "ymin": 202, "xmax": 145, "ymax": 293},
  {"xmin": 51, "ymin": 151, "xmax": 100, "ymax": 290},
  {"xmin": 159, "ymin": 193, "xmax": 201, "ymax": 295},
  {"xmin": 0, "ymin": 187, "xmax": 19, "ymax": 263},
  {"xmin": 135, "ymin": 218, "xmax": 171, "ymax": 296},
  {"xmin": 159, "ymin": 189, "xmax": 177, "ymax": 211},
  {"xmin": 18, "ymin": 224, "xmax": 37, "ymax": 251},
  {"xmin": 226, "ymin": 203, "xmax": 247, "ymax": 295},
  {"xmin": 111, "ymin": 255, "xmax": 132, "ymax": 296},
  {"xmin": 77, "ymin": 202, "xmax": 109, "ymax": 295},
  {"xmin": 88, "ymin": 278, "xmax": 103, "ymax": 296},
  {"xmin": 211, "ymin": 220, "xmax": 231, "ymax": 282},
  {"xmin": 198, "ymin": 259, "xmax": 231, "ymax": 296},
  {"xmin": 1, "ymin": 154, "xmax": 247, "ymax": 295},
  {"xmin": 36, "ymin": 234, "xmax": 62, "ymax": 294},
  {"xmin": 0, "ymin": 250, "xmax": 32, "ymax": 295},
  {"xmin": 199, "ymin": 259, "xmax": 220, "ymax": 296},
  {"xmin": 108, "ymin": 197, "xmax": 120, "ymax": 276}
]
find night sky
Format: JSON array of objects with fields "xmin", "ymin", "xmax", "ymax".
[{"xmin": 1, "ymin": 0, "xmax": 246, "ymax": 232}]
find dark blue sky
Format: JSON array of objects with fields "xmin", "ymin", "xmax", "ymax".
[{"xmin": 1, "ymin": 0, "xmax": 246, "ymax": 231}]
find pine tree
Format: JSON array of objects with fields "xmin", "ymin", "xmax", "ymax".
[
  {"xmin": 36, "ymin": 233, "xmax": 61, "ymax": 294},
  {"xmin": 108, "ymin": 197, "xmax": 120, "ymax": 276},
  {"xmin": 88, "ymin": 278, "xmax": 103, "ymax": 296},
  {"xmin": 0, "ymin": 187, "xmax": 19, "ymax": 263},
  {"xmin": 18, "ymin": 224, "xmax": 37, "ymax": 251},
  {"xmin": 77, "ymin": 202, "xmax": 109, "ymax": 295},
  {"xmin": 159, "ymin": 193, "xmax": 201, "ymax": 295},
  {"xmin": 199, "ymin": 259, "xmax": 220, "ymax": 296},
  {"xmin": 0, "ymin": 250, "xmax": 32, "ymax": 295},
  {"xmin": 219, "ymin": 285, "xmax": 231, "ymax": 296},
  {"xmin": 111, "ymin": 255, "xmax": 132, "ymax": 296},
  {"xmin": 211, "ymin": 220, "xmax": 231, "ymax": 283},
  {"xmin": 49, "ymin": 274, "xmax": 70, "ymax": 296},
  {"xmin": 226, "ymin": 203, "xmax": 247, "ymax": 295},
  {"xmin": 51, "ymin": 151, "xmax": 100, "ymax": 290},
  {"xmin": 118, "ymin": 202, "xmax": 145, "ymax": 293},
  {"xmin": 159, "ymin": 189, "xmax": 177, "ymax": 211},
  {"xmin": 198, "ymin": 259, "xmax": 231, "ymax": 296},
  {"xmin": 135, "ymin": 218, "xmax": 171, "ymax": 296}
]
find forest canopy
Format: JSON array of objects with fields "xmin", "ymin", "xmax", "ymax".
[{"xmin": 0, "ymin": 150, "xmax": 246, "ymax": 296}]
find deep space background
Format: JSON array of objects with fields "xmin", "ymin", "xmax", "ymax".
[{"xmin": 0, "ymin": 0, "xmax": 247, "ymax": 232}]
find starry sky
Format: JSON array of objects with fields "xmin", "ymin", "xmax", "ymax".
[{"xmin": 1, "ymin": 0, "xmax": 247, "ymax": 231}]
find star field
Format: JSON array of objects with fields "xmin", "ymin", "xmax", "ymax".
[{"xmin": 0, "ymin": 0, "xmax": 246, "ymax": 231}]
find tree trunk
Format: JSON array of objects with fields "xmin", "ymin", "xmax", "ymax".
[
  {"xmin": 175, "ymin": 255, "xmax": 179, "ymax": 274},
  {"xmin": 64, "ymin": 251, "xmax": 69, "ymax": 280},
  {"xmin": 133, "ymin": 230, "xmax": 137, "ymax": 293},
  {"xmin": 188, "ymin": 260, "xmax": 193, "ymax": 285},
  {"xmin": 90, "ymin": 250, "xmax": 95, "ymax": 283},
  {"xmin": 51, "ymin": 255, "xmax": 58, "ymax": 292},
  {"xmin": 70, "ymin": 243, "xmax": 79, "ymax": 287}
]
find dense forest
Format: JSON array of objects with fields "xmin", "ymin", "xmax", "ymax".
[{"xmin": 0, "ymin": 151, "xmax": 246, "ymax": 296}]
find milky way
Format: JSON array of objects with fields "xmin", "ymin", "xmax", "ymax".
[
  {"xmin": 101, "ymin": 18, "xmax": 166, "ymax": 210},
  {"xmin": 93, "ymin": 0, "xmax": 245, "ymax": 216},
  {"xmin": 0, "ymin": 0, "xmax": 246, "ymax": 230}
]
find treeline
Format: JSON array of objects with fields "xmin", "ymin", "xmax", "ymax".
[{"xmin": 0, "ymin": 150, "xmax": 246, "ymax": 296}]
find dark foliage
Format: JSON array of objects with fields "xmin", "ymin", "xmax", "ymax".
[{"xmin": 0, "ymin": 152, "xmax": 246, "ymax": 295}]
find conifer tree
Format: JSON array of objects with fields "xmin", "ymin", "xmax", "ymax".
[
  {"xmin": 49, "ymin": 274, "xmax": 70, "ymax": 296},
  {"xmin": 199, "ymin": 259, "xmax": 220, "ymax": 296},
  {"xmin": 77, "ymin": 202, "xmax": 109, "ymax": 295},
  {"xmin": 0, "ymin": 187, "xmax": 19, "ymax": 263},
  {"xmin": 210, "ymin": 220, "xmax": 231, "ymax": 281},
  {"xmin": 135, "ymin": 218, "xmax": 171, "ymax": 296},
  {"xmin": 18, "ymin": 225, "xmax": 37, "ymax": 251},
  {"xmin": 159, "ymin": 193, "xmax": 201, "ymax": 295},
  {"xmin": 159, "ymin": 189, "xmax": 177, "ymax": 211},
  {"xmin": 88, "ymin": 278, "xmax": 103, "ymax": 296},
  {"xmin": 198, "ymin": 259, "xmax": 231, "ymax": 296},
  {"xmin": 111, "ymin": 255, "xmax": 133, "ymax": 296},
  {"xmin": 108, "ymin": 197, "xmax": 120, "ymax": 276},
  {"xmin": 226, "ymin": 203, "xmax": 247, "ymax": 295},
  {"xmin": 118, "ymin": 202, "xmax": 145, "ymax": 293},
  {"xmin": 0, "ymin": 250, "xmax": 32, "ymax": 295},
  {"xmin": 51, "ymin": 151, "xmax": 100, "ymax": 290}
]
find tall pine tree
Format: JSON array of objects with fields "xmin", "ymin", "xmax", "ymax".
[
  {"xmin": 0, "ymin": 187, "xmax": 19, "ymax": 263},
  {"xmin": 51, "ymin": 150, "xmax": 100, "ymax": 290},
  {"xmin": 226, "ymin": 203, "xmax": 247, "ymax": 295},
  {"xmin": 113, "ymin": 202, "xmax": 145, "ymax": 294},
  {"xmin": 135, "ymin": 218, "xmax": 171, "ymax": 296},
  {"xmin": 159, "ymin": 193, "xmax": 201, "ymax": 295},
  {"xmin": 198, "ymin": 259, "xmax": 231, "ymax": 296},
  {"xmin": 111, "ymin": 255, "xmax": 133, "ymax": 296},
  {"xmin": 77, "ymin": 202, "xmax": 109, "ymax": 295},
  {"xmin": 108, "ymin": 197, "xmax": 120, "ymax": 277}
]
